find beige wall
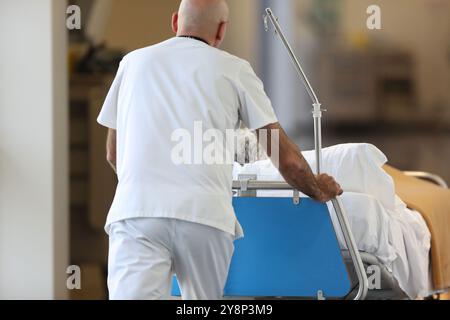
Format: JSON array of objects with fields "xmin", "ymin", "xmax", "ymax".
[
  {"xmin": 0, "ymin": 0, "xmax": 68, "ymax": 299},
  {"xmin": 221, "ymin": 0, "xmax": 260, "ymax": 68},
  {"xmin": 103, "ymin": 0, "xmax": 261, "ymax": 68},
  {"xmin": 104, "ymin": 0, "xmax": 179, "ymax": 51},
  {"xmin": 341, "ymin": 0, "xmax": 450, "ymax": 116},
  {"xmin": 101, "ymin": 0, "xmax": 450, "ymax": 116}
]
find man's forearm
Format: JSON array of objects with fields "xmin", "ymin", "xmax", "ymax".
[
  {"xmin": 259, "ymin": 123, "xmax": 323, "ymax": 200},
  {"xmin": 278, "ymin": 144, "xmax": 323, "ymax": 200}
]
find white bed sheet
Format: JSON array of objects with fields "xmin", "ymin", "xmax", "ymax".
[
  {"xmin": 233, "ymin": 162, "xmax": 432, "ymax": 299},
  {"xmin": 331, "ymin": 193, "xmax": 431, "ymax": 299}
]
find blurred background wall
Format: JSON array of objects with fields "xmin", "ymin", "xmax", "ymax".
[
  {"xmin": 0, "ymin": 0, "xmax": 449, "ymax": 299},
  {"xmin": 64, "ymin": 0, "xmax": 449, "ymax": 299}
]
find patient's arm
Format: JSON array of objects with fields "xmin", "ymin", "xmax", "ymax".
[
  {"xmin": 106, "ymin": 128, "xmax": 117, "ymax": 173},
  {"xmin": 257, "ymin": 123, "xmax": 342, "ymax": 203}
]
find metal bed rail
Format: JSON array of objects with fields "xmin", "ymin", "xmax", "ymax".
[
  {"xmin": 404, "ymin": 171, "xmax": 449, "ymax": 189},
  {"xmin": 233, "ymin": 180, "xmax": 293, "ymax": 191}
]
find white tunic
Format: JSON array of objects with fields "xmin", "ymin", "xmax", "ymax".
[{"xmin": 97, "ymin": 37, "xmax": 278, "ymax": 239}]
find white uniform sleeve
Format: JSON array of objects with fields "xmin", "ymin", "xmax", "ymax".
[
  {"xmin": 236, "ymin": 61, "xmax": 278, "ymax": 130},
  {"xmin": 97, "ymin": 60, "xmax": 126, "ymax": 130}
]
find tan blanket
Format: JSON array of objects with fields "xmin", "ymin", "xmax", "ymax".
[{"xmin": 384, "ymin": 165, "xmax": 450, "ymax": 292}]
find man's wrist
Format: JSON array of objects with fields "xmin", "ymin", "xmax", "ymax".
[{"xmin": 311, "ymin": 189, "xmax": 324, "ymax": 202}]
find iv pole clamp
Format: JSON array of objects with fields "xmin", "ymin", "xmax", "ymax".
[{"xmin": 263, "ymin": 7, "xmax": 368, "ymax": 300}]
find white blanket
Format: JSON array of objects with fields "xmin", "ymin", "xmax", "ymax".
[{"xmin": 232, "ymin": 144, "xmax": 432, "ymax": 298}]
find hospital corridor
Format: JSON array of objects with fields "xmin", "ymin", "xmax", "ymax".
[{"xmin": 1, "ymin": 0, "xmax": 450, "ymax": 307}]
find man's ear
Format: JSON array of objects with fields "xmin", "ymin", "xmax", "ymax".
[
  {"xmin": 213, "ymin": 21, "xmax": 228, "ymax": 48},
  {"xmin": 171, "ymin": 12, "xmax": 179, "ymax": 34}
]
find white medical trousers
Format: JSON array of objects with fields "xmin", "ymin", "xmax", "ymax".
[{"xmin": 107, "ymin": 218, "xmax": 235, "ymax": 300}]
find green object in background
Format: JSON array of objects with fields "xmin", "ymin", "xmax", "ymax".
[{"xmin": 310, "ymin": 0, "xmax": 342, "ymax": 36}]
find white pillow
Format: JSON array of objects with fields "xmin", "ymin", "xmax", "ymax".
[{"xmin": 233, "ymin": 143, "xmax": 396, "ymax": 211}]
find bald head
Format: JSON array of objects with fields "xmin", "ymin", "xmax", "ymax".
[{"xmin": 172, "ymin": 0, "xmax": 229, "ymax": 48}]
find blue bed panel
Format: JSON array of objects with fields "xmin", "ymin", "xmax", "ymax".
[{"xmin": 172, "ymin": 197, "xmax": 351, "ymax": 298}]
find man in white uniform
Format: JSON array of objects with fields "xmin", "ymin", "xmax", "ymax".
[{"xmin": 98, "ymin": 0, "xmax": 342, "ymax": 300}]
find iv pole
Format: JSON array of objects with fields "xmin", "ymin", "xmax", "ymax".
[{"xmin": 263, "ymin": 8, "xmax": 368, "ymax": 300}]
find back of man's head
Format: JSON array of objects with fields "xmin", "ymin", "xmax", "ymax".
[{"xmin": 173, "ymin": 0, "xmax": 229, "ymax": 47}]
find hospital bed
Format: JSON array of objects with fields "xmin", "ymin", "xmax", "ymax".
[
  {"xmin": 232, "ymin": 170, "xmax": 447, "ymax": 300},
  {"xmin": 172, "ymin": 168, "xmax": 448, "ymax": 300},
  {"xmin": 236, "ymin": 172, "xmax": 447, "ymax": 299}
]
